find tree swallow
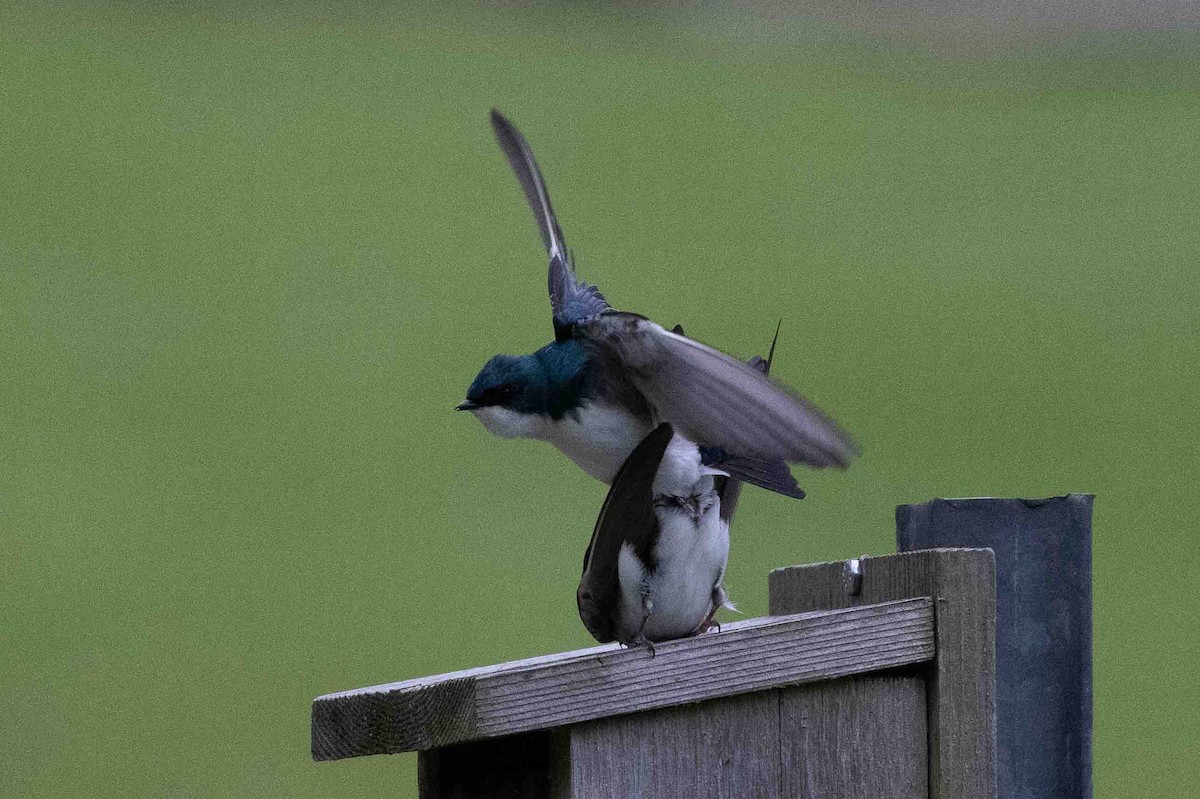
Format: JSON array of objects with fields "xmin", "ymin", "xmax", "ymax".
[
  {"xmin": 458, "ymin": 110, "xmax": 857, "ymax": 503},
  {"xmin": 577, "ymin": 343, "xmax": 778, "ymax": 647},
  {"xmin": 577, "ymin": 422, "xmax": 728, "ymax": 646}
]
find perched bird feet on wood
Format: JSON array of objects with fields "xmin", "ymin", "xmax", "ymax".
[
  {"xmin": 629, "ymin": 602, "xmax": 657, "ymax": 657},
  {"xmin": 697, "ymin": 612, "xmax": 722, "ymax": 634},
  {"xmin": 695, "ymin": 605, "xmax": 721, "ymax": 635},
  {"xmin": 695, "ymin": 582, "xmax": 731, "ymax": 634},
  {"xmin": 622, "ymin": 633, "xmax": 657, "ymax": 658}
]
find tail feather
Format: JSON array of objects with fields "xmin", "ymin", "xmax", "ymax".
[{"xmin": 718, "ymin": 456, "xmax": 806, "ymax": 499}]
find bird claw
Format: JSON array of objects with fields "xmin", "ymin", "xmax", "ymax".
[
  {"xmin": 622, "ymin": 634, "xmax": 656, "ymax": 658},
  {"xmin": 695, "ymin": 599, "xmax": 723, "ymax": 635}
]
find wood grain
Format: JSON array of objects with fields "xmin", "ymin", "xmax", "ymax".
[
  {"xmin": 696, "ymin": 690, "xmax": 782, "ymax": 798},
  {"xmin": 553, "ymin": 675, "xmax": 927, "ymax": 798},
  {"xmin": 770, "ymin": 548, "xmax": 997, "ymax": 799},
  {"xmin": 312, "ymin": 598, "xmax": 934, "ymax": 761},
  {"xmin": 556, "ymin": 691, "xmax": 782, "ymax": 799},
  {"xmin": 780, "ymin": 675, "xmax": 927, "ymax": 799}
]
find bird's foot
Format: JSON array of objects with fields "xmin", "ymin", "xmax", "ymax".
[
  {"xmin": 623, "ymin": 634, "xmax": 656, "ymax": 658},
  {"xmin": 696, "ymin": 606, "xmax": 722, "ymax": 635},
  {"xmin": 695, "ymin": 583, "xmax": 731, "ymax": 634}
]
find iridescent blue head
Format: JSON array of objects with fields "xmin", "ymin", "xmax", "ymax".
[
  {"xmin": 457, "ymin": 354, "xmax": 547, "ymax": 416},
  {"xmin": 457, "ymin": 341, "xmax": 592, "ymax": 428}
]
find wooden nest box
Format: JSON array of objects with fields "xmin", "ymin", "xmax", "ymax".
[{"xmin": 312, "ymin": 496, "xmax": 1093, "ymax": 799}]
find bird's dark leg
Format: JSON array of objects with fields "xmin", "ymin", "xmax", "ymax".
[
  {"xmin": 697, "ymin": 606, "xmax": 721, "ymax": 634},
  {"xmin": 629, "ymin": 596, "xmax": 657, "ymax": 658},
  {"xmin": 628, "ymin": 633, "xmax": 656, "ymax": 658},
  {"xmin": 696, "ymin": 584, "xmax": 728, "ymax": 634}
]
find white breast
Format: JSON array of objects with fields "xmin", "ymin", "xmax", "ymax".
[
  {"xmin": 537, "ymin": 402, "xmax": 653, "ymax": 484},
  {"xmin": 617, "ymin": 495, "xmax": 731, "ymax": 642},
  {"xmin": 653, "ymin": 433, "xmax": 725, "ymax": 498}
]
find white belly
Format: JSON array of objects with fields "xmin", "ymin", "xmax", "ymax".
[
  {"xmin": 536, "ymin": 402, "xmax": 723, "ymax": 496},
  {"xmin": 617, "ymin": 495, "xmax": 731, "ymax": 642},
  {"xmin": 538, "ymin": 403, "xmax": 653, "ymax": 483}
]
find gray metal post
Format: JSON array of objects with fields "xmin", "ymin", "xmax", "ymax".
[{"xmin": 896, "ymin": 495, "xmax": 1093, "ymax": 799}]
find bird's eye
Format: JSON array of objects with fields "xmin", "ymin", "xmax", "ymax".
[{"xmin": 480, "ymin": 383, "xmax": 516, "ymax": 406}]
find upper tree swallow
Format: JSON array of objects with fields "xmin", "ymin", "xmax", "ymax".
[{"xmin": 459, "ymin": 110, "xmax": 857, "ymax": 503}]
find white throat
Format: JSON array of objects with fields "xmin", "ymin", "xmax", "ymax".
[
  {"xmin": 471, "ymin": 401, "xmax": 720, "ymax": 494},
  {"xmin": 473, "ymin": 401, "xmax": 652, "ymax": 484}
]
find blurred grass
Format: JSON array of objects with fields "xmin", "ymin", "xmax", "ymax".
[{"xmin": 1, "ymin": 1, "xmax": 1197, "ymax": 796}]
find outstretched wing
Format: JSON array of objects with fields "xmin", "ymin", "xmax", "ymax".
[
  {"xmin": 581, "ymin": 313, "xmax": 858, "ymax": 469},
  {"xmin": 489, "ymin": 109, "xmax": 567, "ymax": 264},
  {"xmin": 489, "ymin": 109, "xmax": 609, "ymax": 341},
  {"xmin": 715, "ymin": 321, "xmax": 794, "ymax": 522},
  {"xmin": 675, "ymin": 322, "xmax": 800, "ymax": 521},
  {"xmin": 577, "ymin": 422, "xmax": 673, "ymax": 644}
]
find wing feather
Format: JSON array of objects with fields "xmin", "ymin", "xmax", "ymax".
[
  {"xmin": 577, "ymin": 423, "xmax": 673, "ymax": 644},
  {"xmin": 582, "ymin": 314, "xmax": 858, "ymax": 468},
  {"xmin": 490, "ymin": 110, "xmax": 609, "ymax": 339},
  {"xmin": 490, "ymin": 109, "xmax": 566, "ymax": 261}
]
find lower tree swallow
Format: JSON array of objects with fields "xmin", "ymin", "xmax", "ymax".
[
  {"xmin": 578, "ymin": 422, "xmax": 731, "ymax": 646},
  {"xmin": 459, "ymin": 110, "xmax": 857, "ymax": 504},
  {"xmin": 577, "ymin": 345, "xmax": 779, "ymax": 646}
]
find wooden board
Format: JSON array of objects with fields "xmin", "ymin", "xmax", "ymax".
[
  {"xmin": 312, "ymin": 598, "xmax": 934, "ymax": 761},
  {"xmin": 556, "ymin": 691, "xmax": 781, "ymax": 799},
  {"xmin": 780, "ymin": 675, "xmax": 927, "ymax": 799},
  {"xmin": 552, "ymin": 675, "xmax": 925, "ymax": 799},
  {"xmin": 770, "ymin": 548, "xmax": 997, "ymax": 799}
]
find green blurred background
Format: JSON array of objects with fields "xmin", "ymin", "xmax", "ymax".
[{"xmin": 2, "ymin": 1, "xmax": 1197, "ymax": 795}]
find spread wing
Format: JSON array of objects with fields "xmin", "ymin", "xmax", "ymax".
[
  {"xmin": 577, "ymin": 422, "xmax": 673, "ymax": 644},
  {"xmin": 489, "ymin": 109, "xmax": 609, "ymax": 341},
  {"xmin": 581, "ymin": 313, "xmax": 858, "ymax": 468},
  {"xmin": 675, "ymin": 323, "xmax": 794, "ymax": 522},
  {"xmin": 716, "ymin": 321, "xmax": 781, "ymax": 523}
]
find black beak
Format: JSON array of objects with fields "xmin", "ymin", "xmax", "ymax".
[{"xmin": 455, "ymin": 400, "xmax": 479, "ymax": 411}]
